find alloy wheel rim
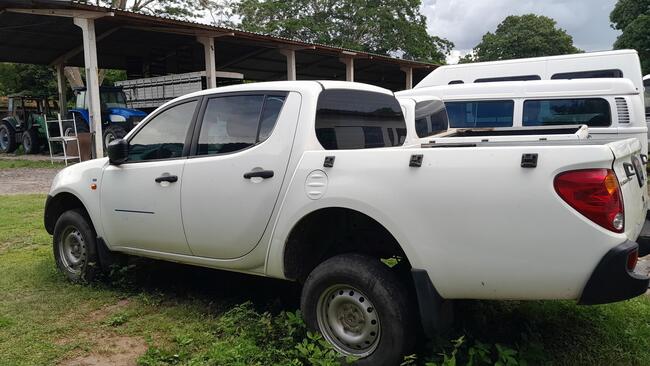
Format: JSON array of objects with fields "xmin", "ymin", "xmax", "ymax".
[
  {"xmin": 58, "ymin": 226, "xmax": 86, "ymax": 274},
  {"xmin": 316, "ymin": 285, "xmax": 381, "ymax": 357}
]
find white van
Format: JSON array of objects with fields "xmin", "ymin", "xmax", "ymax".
[
  {"xmin": 416, "ymin": 49, "xmax": 644, "ymax": 93},
  {"xmin": 397, "ymin": 78, "xmax": 648, "ymax": 153}
]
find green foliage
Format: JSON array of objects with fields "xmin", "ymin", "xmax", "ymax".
[
  {"xmin": 235, "ymin": 0, "xmax": 453, "ymax": 63},
  {"xmin": 611, "ymin": 0, "xmax": 650, "ymax": 75},
  {"xmin": 0, "ymin": 63, "xmax": 57, "ymax": 96},
  {"xmin": 460, "ymin": 14, "xmax": 581, "ymax": 63},
  {"xmin": 403, "ymin": 336, "xmax": 526, "ymax": 366}
]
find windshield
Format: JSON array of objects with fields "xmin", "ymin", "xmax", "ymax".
[{"xmin": 101, "ymin": 90, "xmax": 128, "ymax": 109}]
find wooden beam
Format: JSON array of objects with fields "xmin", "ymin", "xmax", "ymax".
[
  {"xmin": 50, "ymin": 27, "xmax": 121, "ymax": 66},
  {"xmin": 7, "ymin": 8, "xmax": 113, "ymax": 19}
]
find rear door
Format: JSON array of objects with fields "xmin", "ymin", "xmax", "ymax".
[{"xmin": 180, "ymin": 92, "xmax": 300, "ymax": 259}]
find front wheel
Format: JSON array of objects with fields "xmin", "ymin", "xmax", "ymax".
[
  {"xmin": 301, "ymin": 254, "xmax": 416, "ymax": 366},
  {"xmin": 53, "ymin": 209, "xmax": 100, "ymax": 282},
  {"xmin": 0, "ymin": 121, "xmax": 17, "ymax": 153},
  {"xmin": 22, "ymin": 129, "xmax": 40, "ymax": 154},
  {"xmin": 103, "ymin": 125, "xmax": 127, "ymax": 150}
]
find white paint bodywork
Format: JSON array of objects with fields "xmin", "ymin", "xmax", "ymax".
[{"xmin": 48, "ymin": 80, "xmax": 648, "ymax": 301}]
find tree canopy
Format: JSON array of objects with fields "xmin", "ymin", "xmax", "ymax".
[
  {"xmin": 459, "ymin": 14, "xmax": 581, "ymax": 63},
  {"xmin": 235, "ymin": 0, "xmax": 453, "ymax": 63},
  {"xmin": 610, "ymin": 0, "xmax": 650, "ymax": 75}
]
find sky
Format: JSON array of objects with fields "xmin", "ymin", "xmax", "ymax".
[{"xmin": 420, "ymin": 0, "xmax": 622, "ymax": 64}]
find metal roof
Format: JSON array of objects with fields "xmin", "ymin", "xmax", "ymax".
[{"xmin": 0, "ymin": 0, "xmax": 438, "ymax": 90}]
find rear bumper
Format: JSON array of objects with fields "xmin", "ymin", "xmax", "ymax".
[
  {"xmin": 578, "ymin": 240, "xmax": 649, "ymax": 305},
  {"xmin": 637, "ymin": 212, "xmax": 650, "ymax": 256}
]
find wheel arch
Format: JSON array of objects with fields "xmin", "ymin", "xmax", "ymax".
[
  {"xmin": 281, "ymin": 206, "xmax": 413, "ymax": 282},
  {"xmin": 44, "ymin": 191, "xmax": 92, "ymax": 235}
]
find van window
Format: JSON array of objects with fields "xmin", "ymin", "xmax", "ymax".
[
  {"xmin": 551, "ymin": 69, "xmax": 623, "ymax": 80},
  {"xmin": 475, "ymin": 75, "xmax": 541, "ymax": 83},
  {"xmin": 414, "ymin": 100, "xmax": 448, "ymax": 137},
  {"xmin": 445, "ymin": 100, "xmax": 514, "ymax": 128},
  {"xmin": 315, "ymin": 89, "xmax": 406, "ymax": 149},
  {"xmin": 522, "ymin": 98, "xmax": 611, "ymax": 127}
]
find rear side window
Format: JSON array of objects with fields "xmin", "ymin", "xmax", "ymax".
[
  {"xmin": 522, "ymin": 98, "xmax": 611, "ymax": 127},
  {"xmin": 414, "ymin": 100, "xmax": 448, "ymax": 138},
  {"xmin": 445, "ymin": 100, "xmax": 514, "ymax": 128},
  {"xmin": 551, "ymin": 69, "xmax": 623, "ymax": 80},
  {"xmin": 315, "ymin": 89, "xmax": 406, "ymax": 149},
  {"xmin": 197, "ymin": 94, "xmax": 286, "ymax": 155},
  {"xmin": 475, "ymin": 75, "xmax": 541, "ymax": 83}
]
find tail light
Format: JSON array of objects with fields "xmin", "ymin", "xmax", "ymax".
[{"xmin": 554, "ymin": 169, "xmax": 624, "ymax": 233}]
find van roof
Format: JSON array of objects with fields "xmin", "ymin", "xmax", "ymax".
[{"xmin": 398, "ymin": 78, "xmax": 638, "ymax": 100}]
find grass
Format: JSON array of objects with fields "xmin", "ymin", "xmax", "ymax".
[
  {"xmin": 1, "ymin": 194, "xmax": 650, "ymax": 365},
  {"xmin": 0, "ymin": 158, "xmax": 65, "ymax": 169}
]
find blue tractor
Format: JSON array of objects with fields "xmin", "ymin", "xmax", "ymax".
[{"xmin": 67, "ymin": 86, "xmax": 147, "ymax": 148}]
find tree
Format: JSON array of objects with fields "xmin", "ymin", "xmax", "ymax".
[
  {"xmin": 234, "ymin": 0, "xmax": 453, "ymax": 63},
  {"xmin": 0, "ymin": 63, "xmax": 57, "ymax": 96},
  {"xmin": 610, "ymin": 0, "xmax": 650, "ymax": 74},
  {"xmin": 460, "ymin": 14, "xmax": 581, "ymax": 63}
]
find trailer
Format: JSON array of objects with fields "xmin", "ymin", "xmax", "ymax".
[{"xmin": 115, "ymin": 71, "xmax": 244, "ymax": 112}]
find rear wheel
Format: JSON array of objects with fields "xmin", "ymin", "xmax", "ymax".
[
  {"xmin": 53, "ymin": 209, "xmax": 100, "ymax": 282},
  {"xmin": 22, "ymin": 129, "xmax": 40, "ymax": 154},
  {"xmin": 103, "ymin": 125, "xmax": 127, "ymax": 150},
  {"xmin": 0, "ymin": 121, "xmax": 17, "ymax": 153},
  {"xmin": 301, "ymin": 254, "xmax": 416, "ymax": 366}
]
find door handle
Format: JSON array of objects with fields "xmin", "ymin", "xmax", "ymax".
[
  {"xmin": 155, "ymin": 175, "xmax": 178, "ymax": 183},
  {"xmin": 243, "ymin": 170, "xmax": 274, "ymax": 179}
]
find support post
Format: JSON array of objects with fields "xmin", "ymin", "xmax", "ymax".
[
  {"xmin": 55, "ymin": 63, "xmax": 66, "ymax": 116},
  {"xmin": 339, "ymin": 57, "xmax": 354, "ymax": 81},
  {"xmin": 74, "ymin": 17, "xmax": 103, "ymax": 159},
  {"xmin": 197, "ymin": 36, "xmax": 217, "ymax": 89},
  {"xmin": 280, "ymin": 49, "xmax": 296, "ymax": 81},
  {"xmin": 401, "ymin": 66, "xmax": 413, "ymax": 90}
]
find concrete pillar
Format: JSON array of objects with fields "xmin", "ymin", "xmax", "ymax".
[
  {"xmin": 198, "ymin": 36, "xmax": 217, "ymax": 89},
  {"xmin": 55, "ymin": 63, "xmax": 66, "ymax": 116},
  {"xmin": 280, "ymin": 49, "xmax": 296, "ymax": 81},
  {"xmin": 339, "ymin": 57, "xmax": 354, "ymax": 81},
  {"xmin": 74, "ymin": 17, "xmax": 103, "ymax": 158},
  {"xmin": 401, "ymin": 66, "xmax": 413, "ymax": 90}
]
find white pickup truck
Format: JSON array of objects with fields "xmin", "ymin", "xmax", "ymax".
[{"xmin": 44, "ymin": 81, "xmax": 650, "ymax": 365}]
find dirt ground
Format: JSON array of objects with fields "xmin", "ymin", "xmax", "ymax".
[{"xmin": 0, "ymin": 167, "xmax": 61, "ymax": 195}]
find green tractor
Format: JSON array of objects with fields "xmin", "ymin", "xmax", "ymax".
[{"xmin": 0, "ymin": 94, "xmax": 59, "ymax": 154}]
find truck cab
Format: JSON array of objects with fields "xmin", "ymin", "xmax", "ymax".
[{"xmin": 68, "ymin": 86, "xmax": 148, "ymax": 148}]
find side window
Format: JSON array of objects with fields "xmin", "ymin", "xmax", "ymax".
[
  {"xmin": 414, "ymin": 100, "xmax": 448, "ymax": 138},
  {"xmin": 551, "ymin": 69, "xmax": 623, "ymax": 80},
  {"xmin": 445, "ymin": 100, "xmax": 514, "ymax": 128},
  {"xmin": 315, "ymin": 89, "xmax": 406, "ymax": 150},
  {"xmin": 127, "ymin": 100, "xmax": 197, "ymax": 162},
  {"xmin": 197, "ymin": 94, "xmax": 285, "ymax": 155},
  {"xmin": 522, "ymin": 98, "xmax": 611, "ymax": 127}
]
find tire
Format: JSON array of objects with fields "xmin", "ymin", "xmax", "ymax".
[
  {"xmin": 62, "ymin": 115, "xmax": 89, "ymax": 136},
  {"xmin": 301, "ymin": 254, "xmax": 416, "ymax": 366},
  {"xmin": 0, "ymin": 121, "xmax": 17, "ymax": 153},
  {"xmin": 103, "ymin": 125, "xmax": 127, "ymax": 150},
  {"xmin": 22, "ymin": 129, "xmax": 40, "ymax": 154},
  {"xmin": 53, "ymin": 209, "xmax": 101, "ymax": 283}
]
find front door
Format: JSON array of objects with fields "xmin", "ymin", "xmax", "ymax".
[
  {"xmin": 181, "ymin": 92, "xmax": 299, "ymax": 259},
  {"xmin": 100, "ymin": 99, "xmax": 199, "ymax": 255}
]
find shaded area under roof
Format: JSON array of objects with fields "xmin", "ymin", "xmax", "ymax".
[{"xmin": 0, "ymin": 0, "xmax": 438, "ymax": 91}]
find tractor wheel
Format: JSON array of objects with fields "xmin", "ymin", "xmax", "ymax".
[
  {"xmin": 22, "ymin": 129, "xmax": 40, "ymax": 154},
  {"xmin": 103, "ymin": 126, "xmax": 127, "ymax": 150},
  {"xmin": 0, "ymin": 121, "xmax": 17, "ymax": 153}
]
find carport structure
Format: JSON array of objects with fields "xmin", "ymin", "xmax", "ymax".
[{"xmin": 0, "ymin": 0, "xmax": 437, "ymax": 158}]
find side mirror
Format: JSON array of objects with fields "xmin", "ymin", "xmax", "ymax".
[{"xmin": 107, "ymin": 139, "xmax": 128, "ymax": 165}]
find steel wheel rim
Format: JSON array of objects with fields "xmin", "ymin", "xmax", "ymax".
[
  {"xmin": 104, "ymin": 132, "xmax": 115, "ymax": 148},
  {"xmin": 64, "ymin": 127, "xmax": 75, "ymax": 136},
  {"xmin": 58, "ymin": 226, "xmax": 86, "ymax": 274},
  {"xmin": 316, "ymin": 285, "xmax": 381, "ymax": 357},
  {"xmin": 0, "ymin": 127, "xmax": 8, "ymax": 150}
]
